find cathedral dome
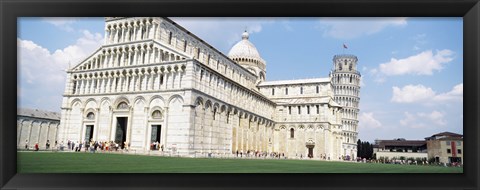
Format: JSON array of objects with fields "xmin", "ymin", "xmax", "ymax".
[{"xmin": 227, "ymin": 31, "xmax": 265, "ymax": 63}]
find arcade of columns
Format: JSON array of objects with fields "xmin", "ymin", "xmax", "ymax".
[
  {"xmin": 192, "ymin": 98, "xmax": 275, "ymax": 155},
  {"xmin": 17, "ymin": 117, "xmax": 60, "ymax": 149}
]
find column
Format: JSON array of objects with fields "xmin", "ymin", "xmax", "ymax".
[
  {"xmin": 153, "ymin": 71, "xmax": 159, "ymax": 90},
  {"xmin": 140, "ymin": 49, "xmax": 146, "ymax": 64},
  {"xmin": 126, "ymin": 25, "xmax": 132, "ymax": 42},
  {"xmin": 163, "ymin": 72, "xmax": 168, "ymax": 90},
  {"xmin": 104, "ymin": 29, "xmax": 109, "ymax": 44},
  {"xmin": 106, "ymin": 77, "xmax": 111, "ymax": 93},
  {"xmin": 148, "ymin": 47, "xmax": 153, "ymax": 64},
  {"xmin": 118, "ymin": 76, "xmax": 124, "ymax": 92},
  {"xmin": 89, "ymin": 78, "xmax": 94, "ymax": 94},
  {"xmin": 112, "ymin": 76, "xmax": 117, "ymax": 93},
  {"xmin": 124, "ymin": 75, "xmax": 130, "ymax": 92},
  {"xmin": 133, "ymin": 49, "xmax": 139, "ymax": 65},
  {"xmin": 121, "ymin": 26, "xmax": 127, "ymax": 43},
  {"xmin": 96, "ymin": 78, "xmax": 101, "ymax": 94},
  {"xmin": 133, "ymin": 24, "xmax": 138, "ymax": 41},
  {"xmin": 129, "ymin": 75, "xmax": 135, "ymax": 91},
  {"xmin": 159, "ymin": 50, "xmax": 164, "ymax": 62},
  {"xmin": 142, "ymin": 73, "xmax": 148, "ymax": 91},
  {"xmin": 127, "ymin": 50, "xmax": 133, "ymax": 66},
  {"xmin": 120, "ymin": 50, "xmax": 126, "ymax": 67},
  {"xmin": 148, "ymin": 21, "xmax": 154, "ymax": 39},
  {"xmin": 148, "ymin": 71, "xmax": 154, "ymax": 90}
]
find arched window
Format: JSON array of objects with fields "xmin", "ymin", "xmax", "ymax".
[
  {"xmin": 117, "ymin": 102, "xmax": 128, "ymax": 109},
  {"xmin": 290, "ymin": 128, "xmax": 295, "ymax": 138},
  {"xmin": 86, "ymin": 112, "xmax": 95, "ymax": 120},
  {"xmin": 300, "ymin": 87, "xmax": 303, "ymax": 94},
  {"xmin": 152, "ymin": 110, "xmax": 162, "ymax": 119},
  {"xmin": 285, "ymin": 88, "xmax": 288, "ymax": 95}
]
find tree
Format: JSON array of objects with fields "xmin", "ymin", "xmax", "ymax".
[{"xmin": 356, "ymin": 139, "xmax": 374, "ymax": 159}]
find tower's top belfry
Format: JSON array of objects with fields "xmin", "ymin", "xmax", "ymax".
[{"xmin": 332, "ymin": 54, "xmax": 359, "ymax": 73}]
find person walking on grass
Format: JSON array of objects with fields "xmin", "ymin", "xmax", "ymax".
[
  {"xmin": 25, "ymin": 140, "xmax": 29, "ymax": 150},
  {"xmin": 34, "ymin": 142, "xmax": 39, "ymax": 151},
  {"xmin": 46, "ymin": 140, "xmax": 50, "ymax": 150}
]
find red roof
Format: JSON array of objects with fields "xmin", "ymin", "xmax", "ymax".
[{"xmin": 430, "ymin": 131, "xmax": 463, "ymax": 137}]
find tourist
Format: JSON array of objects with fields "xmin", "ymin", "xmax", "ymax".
[
  {"xmin": 45, "ymin": 140, "xmax": 50, "ymax": 150},
  {"xmin": 34, "ymin": 142, "xmax": 39, "ymax": 151},
  {"xmin": 74, "ymin": 141, "xmax": 79, "ymax": 152},
  {"xmin": 60, "ymin": 141, "xmax": 64, "ymax": 151},
  {"xmin": 25, "ymin": 140, "xmax": 29, "ymax": 150}
]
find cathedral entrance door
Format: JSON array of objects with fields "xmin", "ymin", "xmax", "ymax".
[
  {"xmin": 84, "ymin": 125, "xmax": 94, "ymax": 143},
  {"xmin": 151, "ymin": 125, "xmax": 162, "ymax": 144},
  {"xmin": 306, "ymin": 145, "xmax": 315, "ymax": 158},
  {"xmin": 115, "ymin": 117, "xmax": 128, "ymax": 149}
]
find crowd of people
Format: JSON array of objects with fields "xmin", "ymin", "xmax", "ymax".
[
  {"xmin": 150, "ymin": 141, "xmax": 164, "ymax": 151},
  {"xmin": 62, "ymin": 139, "xmax": 131, "ymax": 153}
]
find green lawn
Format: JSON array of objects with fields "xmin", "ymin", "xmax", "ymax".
[{"xmin": 17, "ymin": 152, "xmax": 463, "ymax": 173}]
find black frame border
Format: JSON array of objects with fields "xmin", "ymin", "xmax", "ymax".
[{"xmin": 1, "ymin": 0, "xmax": 479, "ymax": 190}]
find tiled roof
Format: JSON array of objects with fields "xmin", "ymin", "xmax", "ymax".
[
  {"xmin": 376, "ymin": 140, "xmax": 426, "ymax": 148},
  {"xmin": 17, "ymin": 108, "xmax": 61, "ymax": 121},
  {"xmin": 259, "ymin": 78, "xmax": 330, "ymax": 86},
  {"xmin": 430, "ymin": 131, "xmax": 463, "ymax": 137}
]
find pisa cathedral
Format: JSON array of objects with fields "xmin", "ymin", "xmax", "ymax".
[{"xmin": 58, "ymin": 17, "xmax": 361, "ymax": 160}]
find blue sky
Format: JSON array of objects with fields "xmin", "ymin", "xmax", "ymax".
[{"xmin": 17, "ymin": 17, "xmax": 463, "ymax": 142}]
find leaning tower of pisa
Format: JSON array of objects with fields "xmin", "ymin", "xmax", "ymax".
[{"xmin": 330, "ymin": 54, "xmax": 361, "ymax": 160}]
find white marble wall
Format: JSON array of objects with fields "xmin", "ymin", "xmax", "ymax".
[{"xmin": 17, "ymin": 117, "xmax": 59, "ymax": 149}]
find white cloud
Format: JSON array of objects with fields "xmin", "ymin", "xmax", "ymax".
[
  {"xmin": 433, "ymin": 83, "xmax": 463, "ymax": 102},
  {"xmin": 399, "ymin": 112, "xmax": 427, "ymax": 128},
  {"xmin": 378, "ymin": 49, "xmax": 454, "ymax": 76},
  {"xmin": 391, "ymin": 83, "xmax": 463, "ymax": 104},
  {"xmin": 418, "ymin": 110, "xmax": 446, "ymax": 126},
  {"xmin": 400, "ymin": 111, "xmax": 446, "ymax": 128},
  {"xmin": 317, "ymin": 17, "xmax": 407, "ymax": 39},
  {"xmin": 18, "ymin": 30, "xmax": 103, "ymax": 111},
  {"xmin": 359, "ymin": 112, "xmax": 382, "ymax": 129},
  {"xmin": 42, "ymin": 17, "xmax": 78, "ymax": 32},
  {"xmin": 391, "ymin": 84, "xmax": 436, "ymax": 103},
  {"xmin": 171, "ymin": 17, "xmax": 273, "ymax": 54}
]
